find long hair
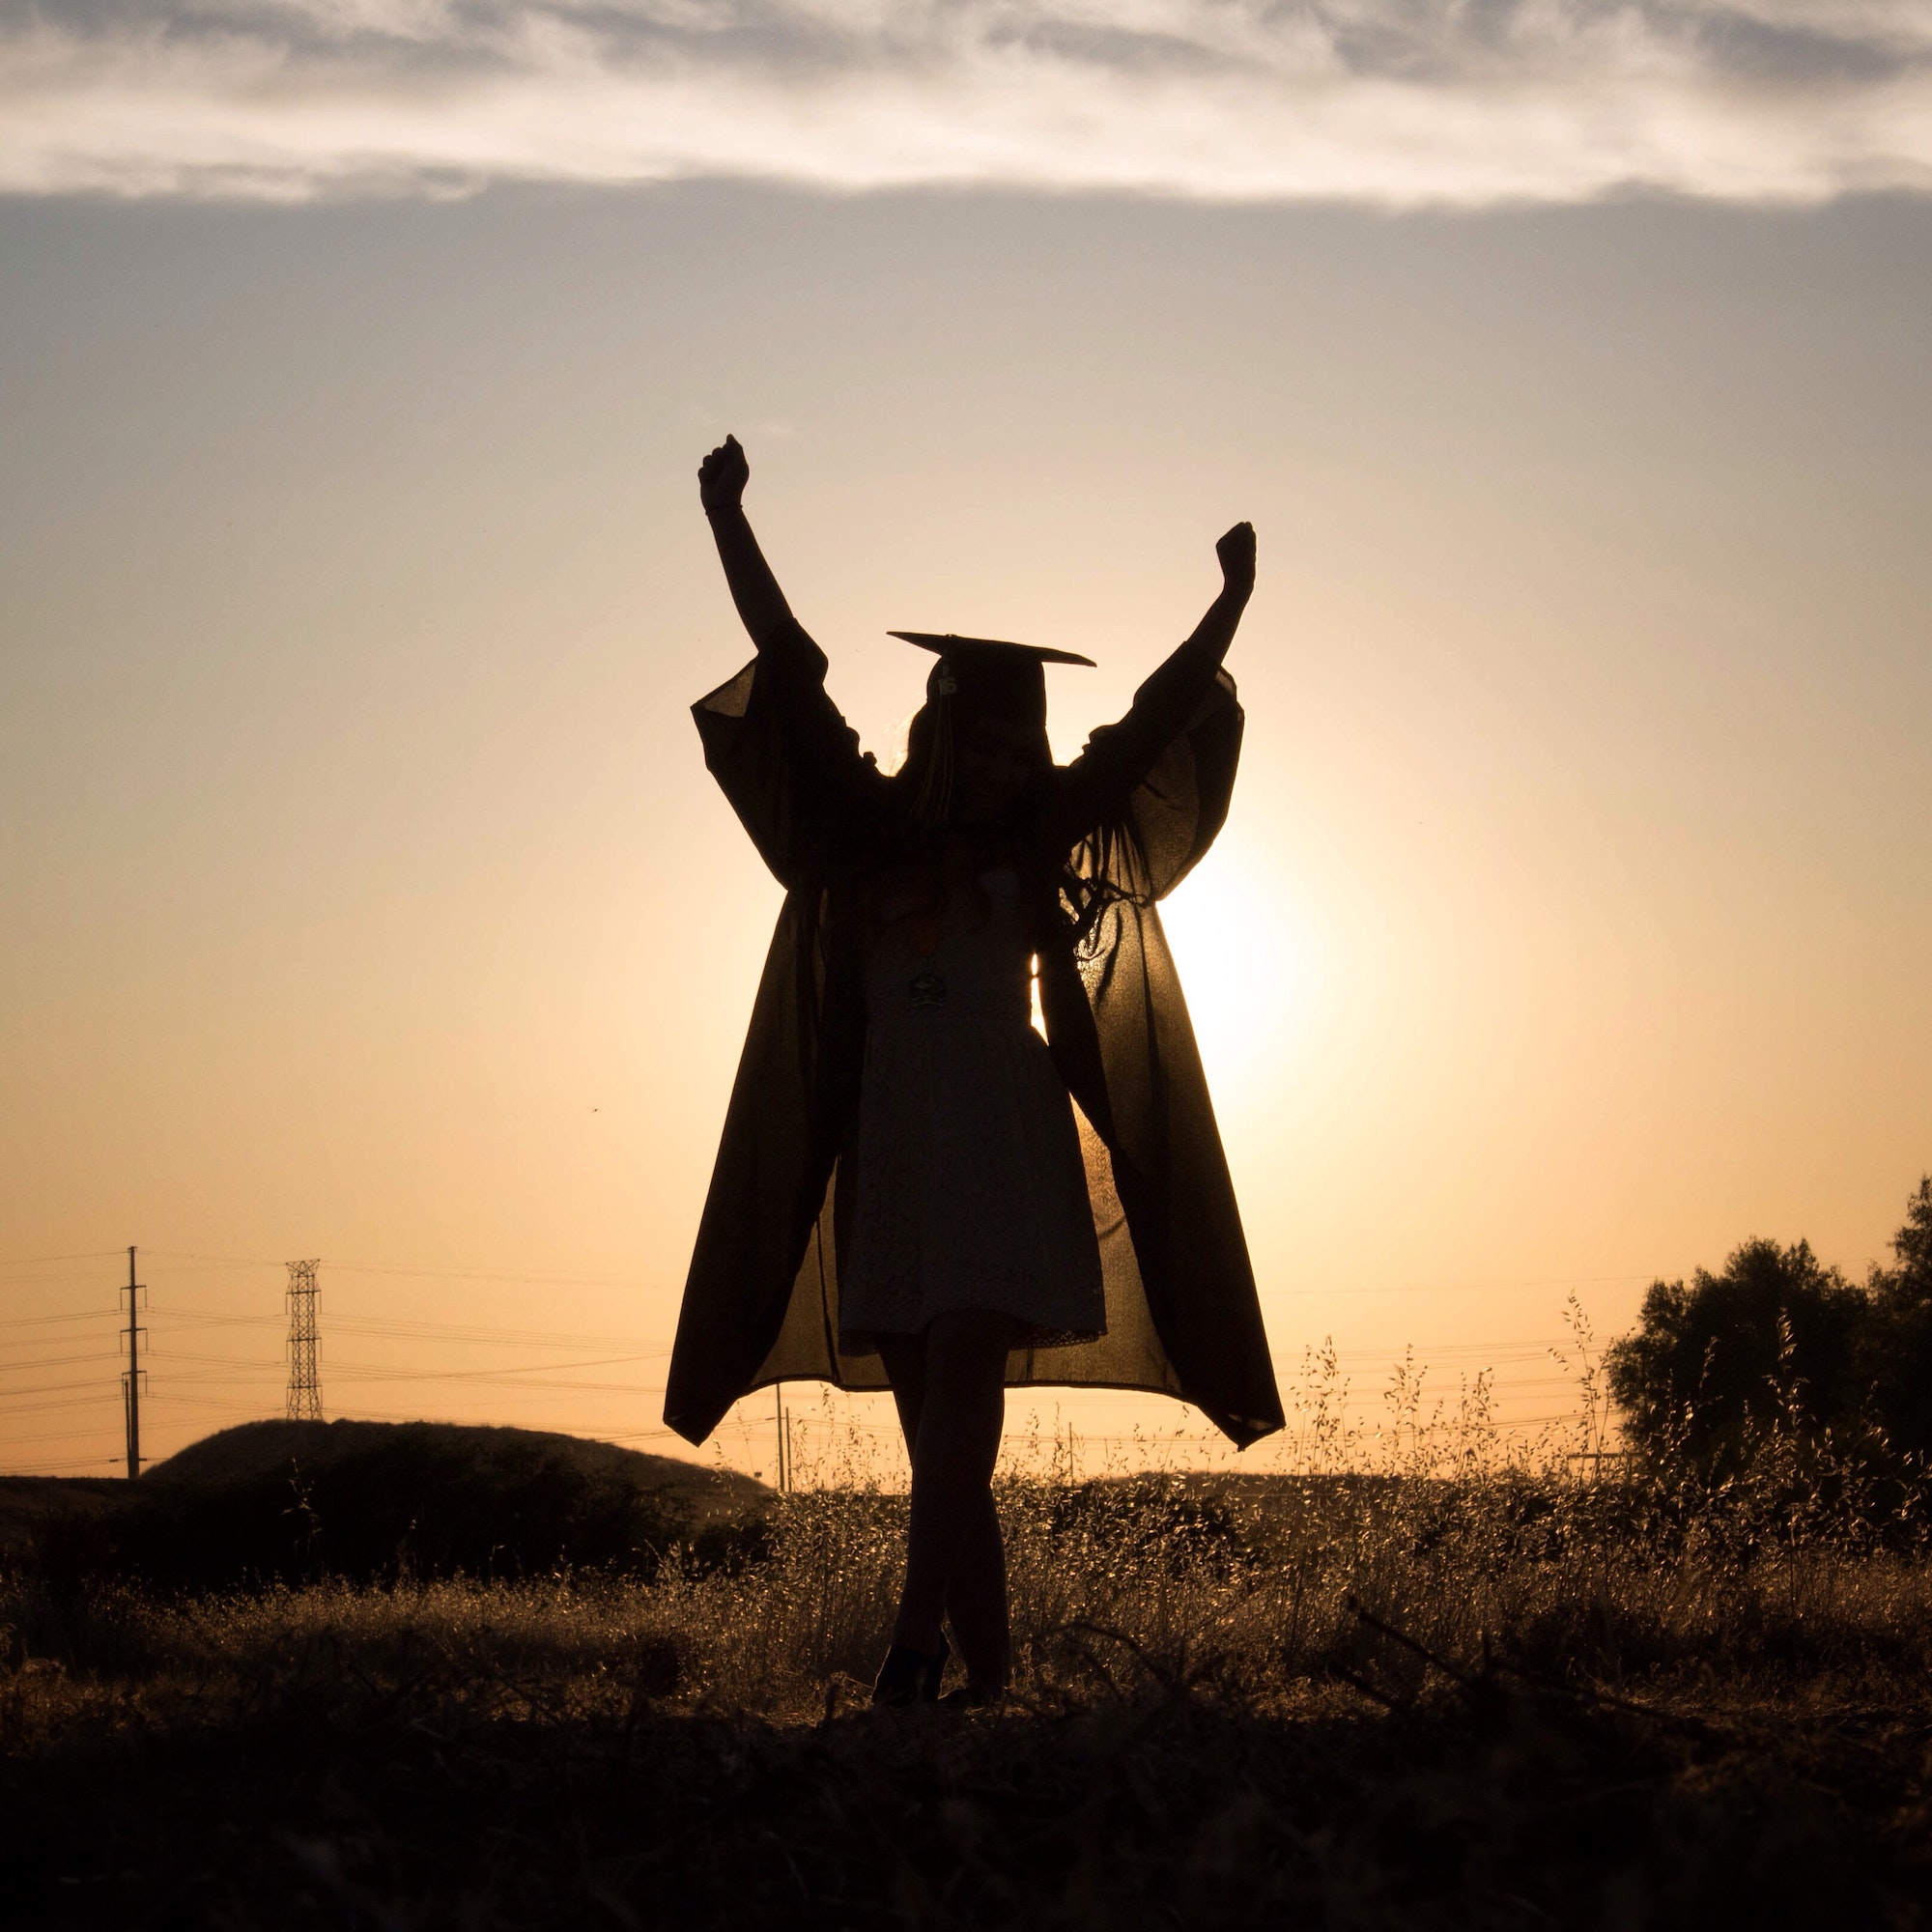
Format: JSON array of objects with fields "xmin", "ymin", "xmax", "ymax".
[{"xmin": 894, "ymin": 691, "xmax": 1054, "ymax": 833}]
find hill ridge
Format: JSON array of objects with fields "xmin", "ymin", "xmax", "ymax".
[{"xmin": 145, "ymin": 1417, "xmax": 764, "ymax": 1521}]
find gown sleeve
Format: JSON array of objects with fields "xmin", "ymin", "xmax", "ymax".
[
  {"xmin": 692, "ymin": 617, "xmax": 881, "ymax": 888},
  {"xmin": 1059, "ymin": 639, "xmax": 1244, "ymax": 902}
]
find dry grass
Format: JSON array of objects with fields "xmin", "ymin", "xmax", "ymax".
[
  {"xmin": 5, "ymin": 1320, "xmax": 1930, "ymax": 1925},
  {"xmin": 5, "ymin": 1443, "xmax": 1932, "ymax": 1928}
]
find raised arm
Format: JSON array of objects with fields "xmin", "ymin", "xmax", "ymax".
[
  {"xmin": 698, "ymin": 435, "xmax": 797, "ymax": 647},
  {"xmin": 691, "ymin": 437, "xmax": 881, "ymax": 878},
  {"xmin": 1062, "ymin": 522, "xmax": 1255, "ymax": 833},
  {"xmin": 1200, "ymin": 521, "xmax": 1256, "ymax": 660}
]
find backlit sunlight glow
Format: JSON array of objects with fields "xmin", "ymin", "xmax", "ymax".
[
  {"xmin": 1161, "ymin": 843, "xmax": 1321, "ymax": 1129},
  {"xmin": 3, "ymin": 0, "xmax": 1931, "ymax": 202}
]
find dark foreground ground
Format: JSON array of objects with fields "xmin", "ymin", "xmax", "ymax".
[
  {"xmin": 7, "ymin": 1424, "xmax": 1932, "ymax": 1927},
  {"xmin": 7, "ymin": 1627, "xmax": 1929, "ymax": 1929}
]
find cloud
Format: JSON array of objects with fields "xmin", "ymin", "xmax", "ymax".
[{"xmin": 3, "ymin": 0, "xmax": 1930, "ymax": 202}]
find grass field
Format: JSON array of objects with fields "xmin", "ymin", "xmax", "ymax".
[{"xmin": 6, "ymin": 1401, "xmax": 1932, "ymax": 1929}]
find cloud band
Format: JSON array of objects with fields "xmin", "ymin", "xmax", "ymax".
[{"xmin": 4, "ymin": 0, "xmax": 1930, "ymax": 203}]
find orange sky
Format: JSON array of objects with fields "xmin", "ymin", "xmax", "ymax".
[{"xmin": 3, "ymin": 190, "xmax": 1929, "ymax": 1479}]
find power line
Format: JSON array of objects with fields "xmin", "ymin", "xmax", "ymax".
[
  {"xmin": 328, "ymin": 1351, "xmax": 667, "ymax": 1379},
  {"xmin": 4, "ymin": 1393, "xmax": 130, "ymax": 1418},
  {"xmin": 3, "ymin": 1249, "xmax": 1622, "ymax": 1476},
  {"xmin": 0, "ymin": 1251, "xmax": 123, "ymax": 1268},
  {"xmin": 330, "ymin": 1372, "xmax": 670, "ymax": 1395},
  {"xmin": 0, "ymin": 1376, "xmax": 128, "ymax": 1398},
  {"xmin": 326, "ymin": 1321, "xmax": 674, "ymax": 1353},
  {"xmin": 150, "ymin": 1305, "xmax": 676, "ymax": 1353},
  {"xmin": 0, "ymin": 1308, "xmax": 122, "ymax": 1331},
  {"xmin": 138, "ymin": 1309, "xmax": 281, "ymax": 1330},
  {"xmin": 1261, "ymin": 1272, "xmax": 1654, "ymax": 1299},
  {"xmin": 135, "ymin": 1353, "xmax": 675, "ymax": 1396},
  {"xmin": 323, "ymin": 1261, "xmax": 671, "ymax": 1289},
  {"xmin": 140, "ymin": 1393, "xmax": 279, "ymax": 1411},
  {"xmin": 0, "ymin": 1426, "xmax": 142, "ymax": 1446},
  {"xmin": 145, "ymin": 1253, "xmax": 1652, "ymax": 1300},
  {"xmin": 139, "ymin": 1395, "xmax": 287, "ymax": 1413},
  {"xmin": 6, "ymin": 1359, "xmax": 1592, "ymax": 1403},
  {"xmin": 0, "ymin": 1456, "xmax": 125, "ymax": 1474},
  {"xmin": 144, "ymin": 1249, "xmax": 669, "ymax": 1290},
  {"xmin": 0, "ymin": 1352, "xmax": 125, "ymax": 1373}
]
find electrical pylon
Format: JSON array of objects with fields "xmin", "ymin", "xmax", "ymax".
[{"xmin": 285, "ymin": 1260, "xmax": 323, "ymax": 1422}]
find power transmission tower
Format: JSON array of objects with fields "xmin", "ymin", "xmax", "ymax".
[
  {"xmin": 121, "ymin": 1245, "xmax": 145, "ymax": 1481},
  {"xmin": 285, "ymin": 1260, "xmax": 323, "ymax": 1422}
]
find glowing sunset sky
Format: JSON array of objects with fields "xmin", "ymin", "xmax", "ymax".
[{"xmin": 3, "ymin": 1, "xmax": 1929, "ymax": 1477}]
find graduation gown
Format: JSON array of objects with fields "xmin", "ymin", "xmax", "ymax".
[{"xmin": 663, "ymin": 617, "xmax": 1285, "ymax": 1449}]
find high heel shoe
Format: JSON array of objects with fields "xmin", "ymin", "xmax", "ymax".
[{"xmin": 871, "ymin": 1633, "xmax": 950, "ymax": 1707}]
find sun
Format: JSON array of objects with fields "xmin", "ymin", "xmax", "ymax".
[{"xmin": 1156, "ymin": 835, "xmax": 1319, "ymax": 1108}]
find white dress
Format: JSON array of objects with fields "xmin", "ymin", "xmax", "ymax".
[{"xmin": 838, "ymin": 866, "xmax": 1107, "ymax": 1344}]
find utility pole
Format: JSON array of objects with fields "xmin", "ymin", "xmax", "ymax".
[
  {"xmin": 121, "ymin": 1245, "xmax": 144, "ymax": 1481},
  {"xmin": 285, "ymin": 1260, "xmax": 323, "ymax": 1421},
  {"xmin": 775, "ymin": 1382, "xmax": 788, "ymax": 1493}
]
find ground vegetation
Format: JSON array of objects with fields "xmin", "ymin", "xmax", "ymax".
[
  {"xmin": 6, "ymin": 1374, "xmax": 1931, "ymax": 1925},
  {"xmin": 8, "ymin": 1199, "xmax": 1932, "ymax": 1925}
]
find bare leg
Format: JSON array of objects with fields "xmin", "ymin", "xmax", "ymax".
[{"xmin": 877, "ymin": 1311, "xmax": 1015, "ymax": 1692}]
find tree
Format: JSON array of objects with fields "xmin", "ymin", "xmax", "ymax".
[
  {"xmin": 1605, "ymin": 1237, "xmax": 1870, "ymax": 1474},
  {"xmin": 1861, "ymin": 1176, "xmax": 1932, "ymax": 1459}
]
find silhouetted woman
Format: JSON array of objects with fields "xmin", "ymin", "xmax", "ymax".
[{"xmin": 665, "ymin": 436, "xmax": 1282, "ymax": 1705}]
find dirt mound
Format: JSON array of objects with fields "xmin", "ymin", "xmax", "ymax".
[
  {"xmin": 146, "ymin": 1419, "xmax": 762, "ymax": 1524},
  {"xmin": 17, "ymin": 1421, "xmax": 768, "ymax": 1591}
]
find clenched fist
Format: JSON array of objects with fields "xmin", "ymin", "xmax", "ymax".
[
  {"xmin": 699, "ymin": 435, "xmax": 749, "ymax": 516},
  {"xmin": 1216, "ymin": 522, "xmax": 1256, "ymax": 602}
]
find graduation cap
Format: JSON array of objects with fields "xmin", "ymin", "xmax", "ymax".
[{"xmin": 889, "ymin": 631, "xmax": 1094, "ymax": 725}]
